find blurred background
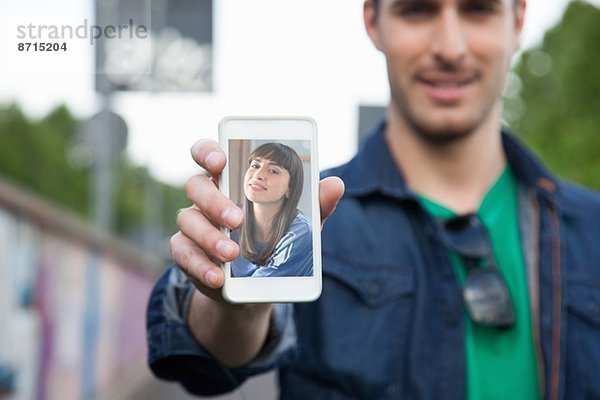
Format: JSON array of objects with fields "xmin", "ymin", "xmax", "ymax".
[{"xmin": 1, "ymin": 0, "xmax": 599, "ymax": 399}]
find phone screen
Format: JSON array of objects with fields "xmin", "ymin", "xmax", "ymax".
[{"xmin": 227, "ymin": 139, "xmax": 314, "ymax": 278}]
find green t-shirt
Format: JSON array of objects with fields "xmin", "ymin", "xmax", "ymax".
[{"xmin": 418, "ymin": 166, "xmax": 541, "ymax": 400}]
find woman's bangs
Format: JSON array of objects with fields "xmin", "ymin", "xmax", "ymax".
[{"xmin": 251, "ymin": 144, "xmax": 293, "ymax": 171}]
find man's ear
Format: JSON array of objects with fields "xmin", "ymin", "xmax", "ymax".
[
  {"xmin": 513, "ymin": 0, "xmax": 527, "ymax": 51},
  {"xmin": 364, "ymin": 0, "xmax": 383, "ymax": 51}
]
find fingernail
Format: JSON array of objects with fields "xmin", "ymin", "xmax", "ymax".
[
  {"xmin": 221, "ymin": 207, "xmax": 243, "ymax": 227},
  {"xmin": 206, "ymin": 270, "xmax": 220, "ymax": 288},
  {"xmin": 216, "ymin": 239, "xmax": 236, "ymax": 259},
  {"xmin": 206, "ymin": 152, "xmax": 225, "ymax": 169}
]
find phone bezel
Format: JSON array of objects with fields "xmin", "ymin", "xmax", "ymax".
[{"xmin": 218, "ymin": 116, "xmax": 322, "ymax": 303}]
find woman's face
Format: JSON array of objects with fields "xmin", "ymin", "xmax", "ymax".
[{"xmin": 244, "ymin": 157, "xmax": 291, "ymax": 206}]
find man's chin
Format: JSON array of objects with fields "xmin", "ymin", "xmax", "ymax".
[{"xmin": 407, "ymin": 117, "xmax": 480, "ymax": 146}]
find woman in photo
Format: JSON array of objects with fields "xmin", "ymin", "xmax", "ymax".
[{"xmin": 232, "ymin": 142, "xmax": 313, "ymax": 277}]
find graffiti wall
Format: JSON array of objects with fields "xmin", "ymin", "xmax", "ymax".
[{"xmin": 0, "ymin": 177, "xmax": 161, "ymax": 400}]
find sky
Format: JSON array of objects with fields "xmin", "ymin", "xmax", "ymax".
[{"xmin": 1, "ymin": 0, "xmax": 597, "ymax": 186}]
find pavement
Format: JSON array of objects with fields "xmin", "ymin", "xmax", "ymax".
[{"xmin": 100, "ymin": 361, "xmax": 278, "ymax": 400}]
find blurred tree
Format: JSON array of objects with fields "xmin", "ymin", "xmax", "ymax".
[
  {"xmin": 507, "ymin": 0, "xmax": 600, "ymax": 190},
  {"xmin": 0, "ymin": 104, "xmax": 89, "ymax": 214},
  {"xmin": 0, "ymin": 103, "xmax": 187, "ymax": 255}
]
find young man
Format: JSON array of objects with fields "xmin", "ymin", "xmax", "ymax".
[{"xmin": 147, "ymin": 0, "xmax": 600, "ymax": 398}]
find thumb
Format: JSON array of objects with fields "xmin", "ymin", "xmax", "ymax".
[{"xmin": 319, "ymin": 176, "xmax": 345, "ymax": 225}]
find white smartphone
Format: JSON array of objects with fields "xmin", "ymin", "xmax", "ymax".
[{"xmin": 218, "ymin": 116, "xmax": 322, "ymax": 303}]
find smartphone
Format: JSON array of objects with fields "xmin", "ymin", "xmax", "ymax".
[{"xmin": 218, "ymin": 116, "xmax": 322, "ymax": 303}]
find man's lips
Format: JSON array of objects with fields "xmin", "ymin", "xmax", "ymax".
[
  {"xmin": 419, "ymin": 71, "xmax": 477, "ymax": 85},
  {"xmin": 417, "ymin": 72, "xmax": 477, "ymax": 103}
]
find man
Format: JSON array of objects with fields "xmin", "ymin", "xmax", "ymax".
[{"xmin": 147, "ymin": 0, "xmax": 600, "ymax": 398}]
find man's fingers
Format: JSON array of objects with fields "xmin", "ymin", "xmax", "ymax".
[
  {"xmin": 184, "ymin": 174, "xmax": 244, "ymax": 230},
  {"xmin": 190, "ymin": 139, "xmax": 227, "ymax": 176},
  {"xmin": 170, "ymin": 231, "xmax": 225, "ymax": 290},
  {"xmin": 319, "ymin": 176, "xmax": 345, "ymax": 223},
  {"xmin": 176, "ymin": 206, "xmax": 240, "ymax": 262}
]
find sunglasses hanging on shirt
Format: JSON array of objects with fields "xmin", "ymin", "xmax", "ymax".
[{"xmin": 441, "ymin": 214, "xmax": 515, "ymax": 329}]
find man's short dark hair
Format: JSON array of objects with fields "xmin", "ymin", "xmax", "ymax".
[{"xmin": 371, "ymin": 0, "xmax": 520, "ymax": 14}]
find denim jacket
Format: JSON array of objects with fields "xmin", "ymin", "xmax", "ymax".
[{"xmin": 147, "ymin": 122, "xmax": 600, "ymax": 399}]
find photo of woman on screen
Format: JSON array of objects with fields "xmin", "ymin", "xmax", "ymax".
[{"xmin": 231, "ymin": 142, "xmax": 312, "ymax": 277}]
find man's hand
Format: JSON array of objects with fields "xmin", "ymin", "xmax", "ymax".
[
  {"xmin": 170, "ymin": 138, "xmax": 345, "ymax": 302},
  {"xmin": 171, "ymin": 138, "xmax": 344, "ymax": 368}
]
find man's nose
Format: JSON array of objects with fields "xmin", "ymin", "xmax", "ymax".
[{"xmin": 431, "ymin": 9, "xmax": 467, "ymax": 66}]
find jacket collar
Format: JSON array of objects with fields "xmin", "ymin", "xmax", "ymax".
[
  {"xmin": 340, "ymin": 119, "xmax": 560, "ymax": 201},
  {"xmin": 501, "ymin": 128, "xmax": 560, "ymax": 200},
  {"xmin": 340, "ymin": 120, "xmax": 412, "ymax": 200}
]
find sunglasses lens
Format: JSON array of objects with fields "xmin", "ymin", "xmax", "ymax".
[
  {"xmin": 441, "ymin": 213, "xmax": 515, "ymax": 328},
  {"xmin": 443, "ymin": 215, "xmax": 489, "ymax": 258},
  {"xmin": 463, "ymin": 269, "xmax": 515, "ymax": 328}
]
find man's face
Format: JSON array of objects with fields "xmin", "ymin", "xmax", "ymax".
[{"xmin": 365, "ymin": 0, "xmax": 525, "ymax": 142}]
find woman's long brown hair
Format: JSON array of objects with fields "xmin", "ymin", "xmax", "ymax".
[{"xmin": 239, "ymin": 143, "xmax": 304, "ymax": 266}]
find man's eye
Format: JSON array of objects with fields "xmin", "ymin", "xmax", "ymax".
[
  {"xmin": 462, "ymin": 2, "xmax": 497, "ymax": 15},
  {"xmin": 395, "ymin": 3, "xmax": 437, "ymax": 17}
]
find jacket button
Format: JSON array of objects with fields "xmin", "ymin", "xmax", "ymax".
[{"xmin": 367, "ymin": 281, "xmax": 382, "ymax": 298}]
